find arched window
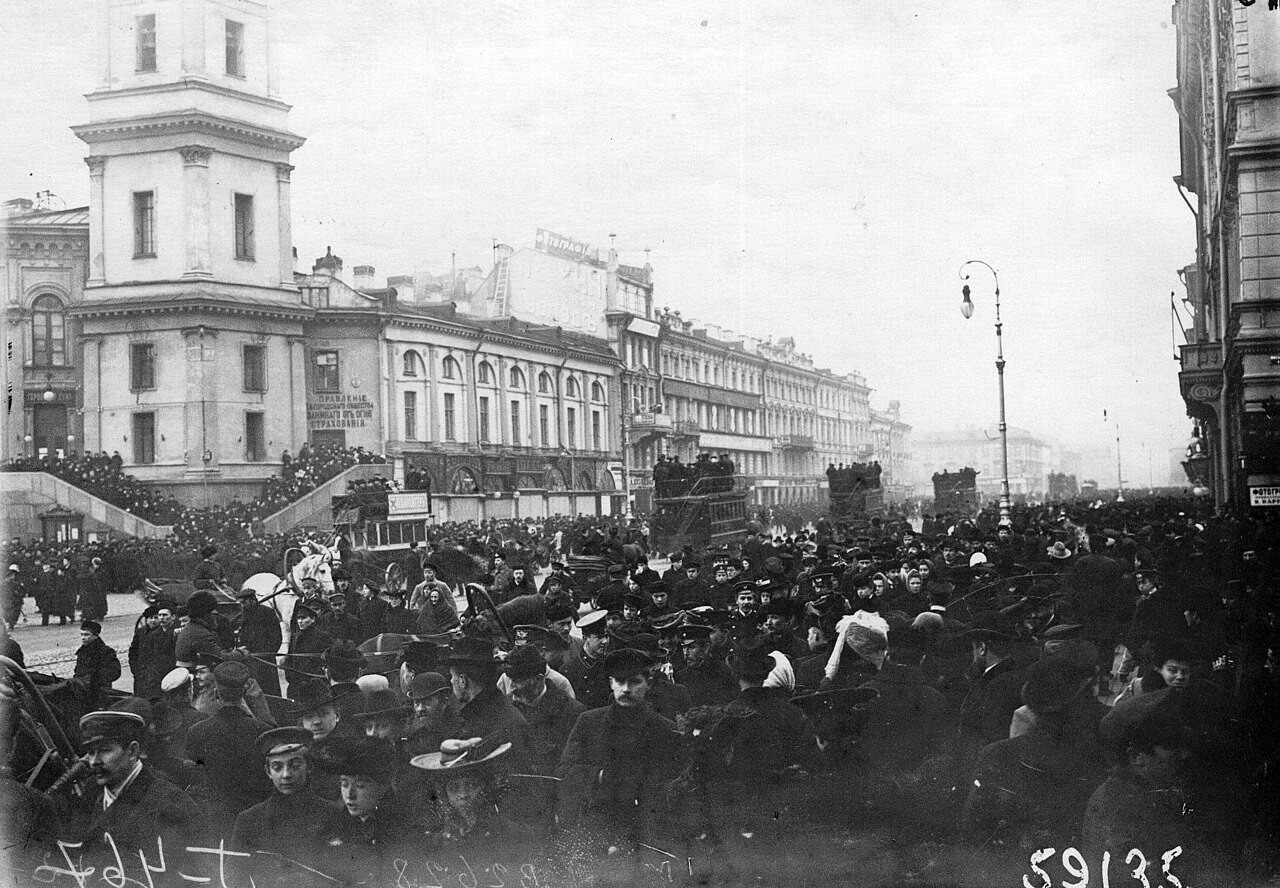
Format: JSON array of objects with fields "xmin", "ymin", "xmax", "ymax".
[
  {"xmin": 402, "ymin": 349, "xmax": 422, "ymax": 377},
  {"xmin": 449, "ymin": 466, "xmax": 479, "ymax": 494},
  {"xmin": 565, "ymin": 376, "xmax": 580, "ymax": 399},
  {"xmin": 591, "ymin": 381, "xmax": 605, "ymax": 403},
  {"xmin": 442, "ymin": 356, "xmax": 461, "ymax": 380},
  {"xmin": 509, "ymin": 367, "xmax": 525, "ymax": 389},
  {"xmin": 478, "ymin": 361, "xmax": 494, "ymax": 385},
  {"xmin": 537, "ymin": 371, "xmax": 553, "ymax": 394},
  {"xmin": 31, "ymin": 295, "xmax": 66, "ymax": 366}
]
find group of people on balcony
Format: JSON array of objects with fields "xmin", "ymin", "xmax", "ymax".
[{"xmin": 652, "ymin": 452, "xmax": 736, "ymax": 498}]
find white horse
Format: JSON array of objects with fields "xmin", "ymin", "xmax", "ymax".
[{"xmin": 239, "ymin": 543, "xmax": 341, "ymax": 667}]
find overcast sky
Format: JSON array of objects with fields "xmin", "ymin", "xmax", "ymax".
[{"xmin": 1, "ymin": 1, "xmax": 1192, "ymax": 484}]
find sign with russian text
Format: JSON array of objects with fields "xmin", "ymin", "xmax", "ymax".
[
  {"xmin": 1250, "ymin": 485, "xmax": 1280, "ymax": 507},
  {"xmin": 306, "ymin": 393, "xmax": 373, "ymax": 429},
  {"xmin": 535, "ymin": 227, "xmax": 597, "ymax": 263},
  {"xmin": 388, "ymin": 491, "xmax": 433, "ymax": 517}
]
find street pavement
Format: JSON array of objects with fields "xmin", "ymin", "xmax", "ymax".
[{"xmin": 10, "ymin": 592, "xmax": 147, "ymax": 688}]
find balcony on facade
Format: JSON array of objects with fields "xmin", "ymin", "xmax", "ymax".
[{"xmin": 775, "ymin": 434, "xmax": 815, "ymax": 450}]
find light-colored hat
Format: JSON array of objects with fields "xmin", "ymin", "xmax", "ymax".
[
  {"xmin": 410, "ymin": 736, "xmax": 512, "ymax": 773},
  {"xmin": 161, "ymin": 667, "xmax": 192, "ymax": 692}
]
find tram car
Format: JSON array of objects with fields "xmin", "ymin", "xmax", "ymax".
[
  {"xmin": 932, "ymin": 467, "xmax": 980, "ymax": 514},
  {"xmin": 649, "ymin": 475, "xmax": 750, "ymax": 553},
  {"xmin": 827, "ymin": 461, "xmax": 885, "ymax": 519}
]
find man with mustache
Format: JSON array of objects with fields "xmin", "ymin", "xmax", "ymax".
[{"xmin": 59, "ymin": 710, "xmax": 205, "ymax": 856}]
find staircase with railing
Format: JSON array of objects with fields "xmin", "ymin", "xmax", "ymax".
[
  {"xmin": 258, "ymin": 463, "xmax": 389, "ymax": 535},
  {"xmin": 0, "ymin": 472, "xmax": 175, "ymax": 539}
]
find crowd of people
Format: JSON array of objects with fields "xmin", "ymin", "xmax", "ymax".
[
  {"xmin": 4, "ymin": 451, "xmax": 186, "ymax": 524},
  {"xmin": 2, "ymin": 446, "xmax": 387, "ymax": 548},
  {"xmin": 824, "ymin": 460, "xmax": 882, "ymax": 490},
  {"xmin": 652, "ymin": 452, "xmax": 737, "ymax": 497},
  {"xmin": 3, "ymin": 495, "xmax": 1279, "ymax": 885}
]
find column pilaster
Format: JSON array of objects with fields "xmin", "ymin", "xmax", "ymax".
[{"xmin": 180, "ymin": 146, "xmax": 213, "ymax": 279}]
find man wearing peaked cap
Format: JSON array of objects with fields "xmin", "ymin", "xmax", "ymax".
[
  {"xmin": 67, "ymin": 711, "xmax": 205, "ymax": 855},
  {"xmin": 183, "ymin": 660, "xmax": 273, "ymax": 830},
  {"xmin": 555, "ymin": 639, "xmax": 682, "ymax": 847},
  {"xmin": 673, "ymin": 622, "xmax": 737, "ymax": 708},
  {"xmin": 230, "ymin": 726, "xmax": 342, "ymax": 878},
  {"xmin": 562, "ymin": 610, "xmax": 614, "ymax": 709}
]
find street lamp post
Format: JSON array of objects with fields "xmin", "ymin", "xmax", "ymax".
[{"xmin": 959, "ymin": 260, "xmax": 1012, "ymax": 524}]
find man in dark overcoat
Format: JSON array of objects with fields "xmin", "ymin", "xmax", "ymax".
[
  {"xmin": 556, "ymin": 648, "xmax": 683, "ymax": 848},
  {"xmin": 236, "ymin": 585, "xmax": 283, "ymax": 696},
  {"xmin": 231, "ymin": 726, "xmax": 342, "ymax": 886}
]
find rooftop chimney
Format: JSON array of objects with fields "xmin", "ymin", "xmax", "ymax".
[
  {"xmin": 353, "ymin": 265, "xmax": 376, "ymax": 289},
  {"xmin": 4, "ymin": 198, "xmax": 34, "ymax": 217},
  {"xmin": 605, "ymin": 234, "xmax": 619, "ymax": 310},
  {"xmin": 387, "ymin": 275, "xmax": 416, "ymax": 302},
  {"xmin": 313, "ymin": 246, "xmax": 343, "ymax": 278}
]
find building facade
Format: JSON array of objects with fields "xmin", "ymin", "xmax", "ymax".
[
  {"xmin": 912, "ymin": 427, "xmax": 1056, "ymax": 503},
  {"xmin": 1172, "ymin": 0, "xmax": 1280, "ymax": 508},
  {"xmin": 468, "ymin": 231, "xmax": 895, "ymax": 511},
  {"xmin": 2, "ymin": 200, "xmax": 90, "ymax": 464}
]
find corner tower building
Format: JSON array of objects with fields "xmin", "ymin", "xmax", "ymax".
[{"xmin": 72, "ymin": 0, "xmax": 306, "ymax": 501}]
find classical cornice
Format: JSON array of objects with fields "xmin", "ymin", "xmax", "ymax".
[
  {"xmin": 85, "ymin": 78, "xmax": 293, "ymax": 114},
  {"xmin": 72, "ymin": 109, "xmax": 305, "ymax": 153},
  {"xmin": 71, "ymin": 283, "xmax": 312, "ymax": 322},
  {"xmin": 374, "ymin": 311, "xmax": 621, "ymax": 366}
]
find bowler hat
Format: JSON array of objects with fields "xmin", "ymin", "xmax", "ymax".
[{"xmin": 200, "ymin": 545, "xmax": 218, "ymax": 560}]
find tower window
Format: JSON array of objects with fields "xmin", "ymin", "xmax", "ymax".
[
  {"xmin": 132, "ymin": 413, "xmax": 156, "ymax": 465},
  {"xmin": 136, "ymin": 15, "xmax": 156, "ymax": 72},
  {"xmin": 31, "ymin": 295, "xmax": 66, "ymax": 367},
  {"xmin": 234, "ymin": 193, "xmax": 254, "ymax": 260},
  {"xmin": 314, "ymin": 351, "xmax": 339, "ymax": 392},
  {"xmin": 225, "ymin": 20, "xmax": 245, "ymax": 77},
  {"xmin": 133, "ymin": 191, "xmax": 155, "ymax": 257},
  {"xmin": 130, "ymin": 343, "xmax": 156, "ymax": 391},
  {"xmin": 245, "ymin": 412, "xmax": 265, "ymax": 462},
  {"xmin": 243, "ymin": 344, "xmax": 266, "ymax": 393}
]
